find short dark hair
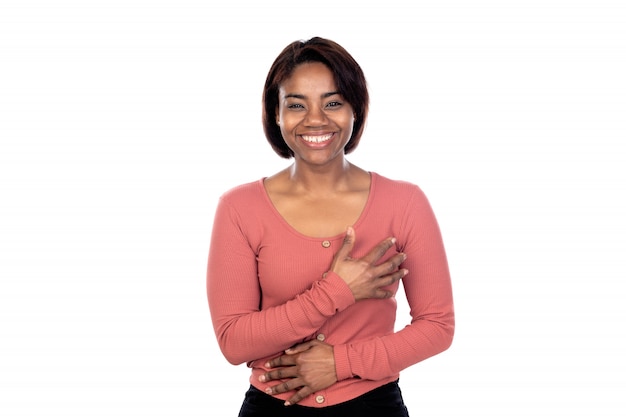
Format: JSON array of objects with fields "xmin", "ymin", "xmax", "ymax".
[{"xmin": 262, "ymin": 37, "xmax": 369, "ymax": 159}]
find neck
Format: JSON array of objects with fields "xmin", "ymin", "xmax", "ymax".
[{"xmin": 287, "ymin": 157, "xmax": 354, "ymax": 194}]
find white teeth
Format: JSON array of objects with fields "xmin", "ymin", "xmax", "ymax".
[{"xmin": 301, "ymin": 133, "xmax": 332, "ymax": 143}]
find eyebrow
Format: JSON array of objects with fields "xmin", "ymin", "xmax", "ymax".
[{"xmin": 283, "ymin": 91, "xmax": 341, "ymax": 99}]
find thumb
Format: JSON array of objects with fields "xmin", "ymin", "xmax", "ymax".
[
  {"xmin": 335, "ymin": 226, "xmax": 355, "ymax": 261},
  {"xmin": 285, "ymin": 340, "xmax": 317, "ymax": 355}
]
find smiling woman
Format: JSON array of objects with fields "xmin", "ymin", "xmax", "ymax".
[
  {"xmin": 262, "ymin": 38, "xmax": 369, "ymax": 159},
  {"xmin": 276, "ymin": 62, "xmax": 355, "ymax": 169},
  {"xmin": 206, "ymin": 37, "xmax": 454, "ymax": 417}
]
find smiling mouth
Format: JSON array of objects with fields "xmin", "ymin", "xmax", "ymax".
[{"xmin": 301, "ymin": 133, "xmax": 333, "ymax": 143}]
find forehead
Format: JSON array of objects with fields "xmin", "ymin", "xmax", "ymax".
[{"xmin": 279, "ymin": 62, "xmax": 337, "ymax": 94}]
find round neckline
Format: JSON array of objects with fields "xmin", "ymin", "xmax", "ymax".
[{"xmin": 259, "ymin": 172, "xmax": 377, "ymax": 241}]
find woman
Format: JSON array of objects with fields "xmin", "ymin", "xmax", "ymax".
[{"xmin": 207, "ymin": 37, "xmax": 454, "ymax": 416}]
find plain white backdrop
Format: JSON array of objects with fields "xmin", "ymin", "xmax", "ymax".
[{"xmin": 1, "ymin": 1, "xmax": 625, "ymax": 416}]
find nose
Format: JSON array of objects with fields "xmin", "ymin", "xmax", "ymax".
[{"xmin": 304, "ymin": 105, "xmax": 328, "ymax": 126}]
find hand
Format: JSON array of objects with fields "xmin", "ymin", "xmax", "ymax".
[
  {"xmin": 259, "ymin": 340, "xmax": 337, "ymax": 406},
  {"xmin": 330, "ymin": 226, "xmax": 408, "ymax": 301}
]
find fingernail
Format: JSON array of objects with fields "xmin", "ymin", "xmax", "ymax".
[
  {"xmin": 284, "ymin": 401, "xmax": 291, "ymax": 406},
  {"xmin": 264, "ymin": 362, "xmax": 270, "ymax": 367},
  {"xmin": 265, "ymin": 388, "xmax": 273, "ymax": 395},
  {"xmin": 391, "ymin": 237, "xmax": 397, "ymax": 244},
  {"xmin": 258, "ymin": 375, "xmax": 265, "ymax": 382}
]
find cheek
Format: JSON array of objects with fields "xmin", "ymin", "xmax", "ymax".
[
  {"xmin": 341, "ymin": 114, "xmax": 356, "ymax": 135},
  {"xmin": 278, "ymin": 120, "xmax": 292, "ymax": 136},
  {"xmin": 277, "ymin": 123, "xmax": 296, "ymax": 147},
  {"xmin": 278, "ymin": 114, "xmax": 300, "ymax": 135}
]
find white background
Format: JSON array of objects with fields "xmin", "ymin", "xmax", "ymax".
[{"xmin": 1, "ymin": 1, "xmax": 625, "ymax": 416}]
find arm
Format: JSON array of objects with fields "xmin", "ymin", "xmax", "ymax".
[
  {"xmin": 333, "ymin": 187, "xmax": 454, "ymax": 381},
  {"xmin": 262, "ymin": 185, "xmax": 454, "ymax": 404},
  {"xmin": 207, "ymin": 196, "xmax": 354, "ymax": 365},
  {"xmin": 207, "ymin": 197, "xmax": 407, "ymax": 365}
]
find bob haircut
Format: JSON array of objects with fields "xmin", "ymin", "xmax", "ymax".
[{"xmin": 262, "ymin": 37, "xmax": 369, "ymax": 159}]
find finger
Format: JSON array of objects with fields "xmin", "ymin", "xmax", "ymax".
[
  {"xmin": 285, "ymin": 386, "xmax": 314, "ymax": 406},
  {"xmin": 370, "ymin": 252, "xmax": 407, "ymax": 277},
  {"xmin": 259, "ymin": 366, "xmax": 298, "ymax": 383},
  {"xmin": 373, "ymin": 285, "xmax": 398, "ymax": 299},
  {"xmin": 372, "ymin": 269, "xmax": 408, "ymax": 298},
  {"xmin": 265, "ymin": 378, "xmax": 303, "ymax": 396},
  {"xmin": 359, "ymin": 236, "xmax": 397, "ymax": 265},
  {"xmin": 265, "ymin": 354, "xmax": 297, "ymax": 368},
  {"xmin": 387, "ymin": 268, "xmax": 409, "ymax": 286},
  {"xmin": 285, "ymin": 340, "xmax": 317, "ymax": 355}
]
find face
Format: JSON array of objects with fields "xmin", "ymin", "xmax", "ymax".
[{"xmin": 276, "ymin": 62, "xmax": 355, "ymax": 166}]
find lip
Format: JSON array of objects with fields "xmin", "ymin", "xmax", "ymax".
[{"xmin": 299, "ymin": 132, "xmax": 335, "ymax": 145}]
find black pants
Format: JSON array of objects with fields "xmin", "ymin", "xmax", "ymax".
[{"xmin": 238, "ymin": 380, "xmax": 409, "ymax": 417}]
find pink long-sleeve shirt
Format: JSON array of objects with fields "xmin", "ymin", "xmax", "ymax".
[{"xmin": 207, "ymin": 172, "xmax": 454, "ymax": 407}]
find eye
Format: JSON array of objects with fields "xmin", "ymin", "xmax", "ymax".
[
  {"xmin": 287, "ymin": 103, "xmax": 305, "ymax": 110},
  {"xmin": 326, "ymin": 101, "xmax": 342, "ymax": 109}
]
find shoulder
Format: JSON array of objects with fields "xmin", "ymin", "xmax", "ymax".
[
  {"xmin": 212, "ymin": 179, "xmax": 273, "ymax": 242},
  {"xmin": 219, "ymin": 179, "xmax": 266, "ymax": 206},
  {"xmin": 213, "ymin": 179, "xmax": 272, "ymax": 224},
  {"xmin": 371, "ymin": 172, "xmax": 427, "ymax": 202},
  {"xmin": 369, "ymin": 173, "xmax": 437, "ymax": 224}
]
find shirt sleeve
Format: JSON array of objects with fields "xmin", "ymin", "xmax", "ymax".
[
  {"xmin": 207, "ymin": 196, "xmax": 355, "ymax": 365},
  {"xmin": 333, "ymin": 186, "xmax": 455, "ymax": 381}
]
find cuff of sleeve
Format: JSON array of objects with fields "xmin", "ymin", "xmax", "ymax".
[
  {"xmin": 333, "ymin": 343, "xmax": 353, "ymax": 381},
  {"xmin": 321, "ymin": 272, "xmax": 355, "ymax": 312}
]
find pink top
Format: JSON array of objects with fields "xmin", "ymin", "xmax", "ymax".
[{"xmin": 207, "ymin": 172, "xmax": 454, "ymax": 407}]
